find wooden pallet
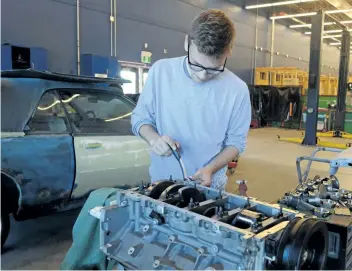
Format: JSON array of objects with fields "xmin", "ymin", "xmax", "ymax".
[{"xmin": 255, "ymin": 66, "xmax": 340, "ymax": 96}]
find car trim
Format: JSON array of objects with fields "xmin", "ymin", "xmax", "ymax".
[
  {"xmin": 1, "ymin": 171, "xmax": 23, "ymax": 214},
  {"xmin": 1, "ymin": 132, "xmax": 25, "ymax": 138},
  {"xmin": 1, "ymin": 69, "xmax": 131, "ymax": 85}
]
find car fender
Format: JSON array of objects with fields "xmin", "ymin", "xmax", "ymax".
[{"xmin": 1, "ymin": 170, "xmax": 23, "ymax": 214}]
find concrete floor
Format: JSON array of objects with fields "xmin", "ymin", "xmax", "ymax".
[
  {"xmin": 1, "ymin": 128, "xmax": 351, "ymax": 269},
  {"xmin": 227, "ymin": 128, "xmax": 352, "ymax": 202}
]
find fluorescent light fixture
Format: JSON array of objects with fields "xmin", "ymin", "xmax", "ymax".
[
  {"xmin": 272, "ymin": 9, "xmax": 352, "ymax": 20},
  {"xmin": 325, "ymin": 9, "xmax": 352, "ymax": 14},
  {"xmin": 305, "ymin": 29, "xmax": 348, "ymax": 34},
  {"xmin": 290, "ymin": 22, "xmax": 335, "ymax": 28},
  {"xmin": 270, "ymin": 12, "xmax": 317, "ymax": 19},
  {"xmin": 330, "ymin": 42, "xmax": 352, "ymax": 46},
  {"xmin": 290, "ymin": 20, "xmax": 352, "ymax": 28},
  {"xmin": 323, "ymin": 35, "xmax": 342, "ymax": 39},
  {"xmin": 246, "ymin": 0, "xmax": 316, "ymax": 10},
  {"xmin": 290, "ymin": 24, "xmax": 312, "ymax": 28}
]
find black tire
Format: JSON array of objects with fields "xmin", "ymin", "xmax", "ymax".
[
  {"xmin": 1, "ymin": 208, "xmax": 10, "ymax": 250},
  {"xmin": 1, "ymin": 174, "xmax": 19, "ymax": 251}
]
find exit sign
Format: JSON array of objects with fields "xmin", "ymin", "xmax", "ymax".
[{"xmin": 141, "ymin": 51, "xmax": 152, "ymax": 64}]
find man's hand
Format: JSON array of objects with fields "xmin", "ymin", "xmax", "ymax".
[
  {"xmin": 139, "ymin": 125, "xmax": 180, "ymax": 157},
  {"xmin": 192, "ymin": 167, "xmax": 213, "ymax": 187},
  {"xmin": 150, "ymin": 135, "xmax": 180, "ymax": 156}
]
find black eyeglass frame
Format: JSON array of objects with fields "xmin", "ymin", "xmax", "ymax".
[{"xmin": 187, "ymin": 43, "xmax": 227, "ymax": 75}]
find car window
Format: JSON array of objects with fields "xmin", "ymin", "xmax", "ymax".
[
  {"xmin": 27, "ymin": 91, "xmax": 70, "ymax": 133},
  {"xmin": 58, "ymin": 89, "xmax": 134, "ymax": 135}
]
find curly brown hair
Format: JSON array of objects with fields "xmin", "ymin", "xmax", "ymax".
[{"xmin": 188, "ymin": 9, "xmax": 235, "ymax": 58}]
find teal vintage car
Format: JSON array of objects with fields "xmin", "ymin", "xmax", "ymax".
[{"xmin": 1, "ymin": 69, "xmax": 150, "ymax": 248}]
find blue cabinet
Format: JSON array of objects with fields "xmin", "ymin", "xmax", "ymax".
[
  {"xmin": 108, "ymin": 57, "xmax": 121, "ymax": 78},
  {"xmin": 1, "ymin": 45, "xmax": 12, "ymax": 70},
  {"xmin": 1, "ymin": 44, "xmax": 48, "ymax": 71},
  {"xmin": 81, "ymin": 54, "xmax": 120, "ymax": 78},
  {"xmin": 30, "ymin": 47, "xmax": 48, "ymax": 71}
]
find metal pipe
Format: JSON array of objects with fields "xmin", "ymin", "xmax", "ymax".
[
  {"xmin": 134, "ymin": 201, "xmax": 140, "ymax": 231},
  {"xmin": 335, "ymin": 29, "xmax": 351, "ymax": 130},
  {"xmin": 110, "ymin": 0, "xmax": 113, "ymax": 57},
  {"xmin": 114, "ymin": 0, "xmax": 117, "ymax": 57},
  {"xmin": 119, "ymin": 60, "xmax": 147, "ymax": 66},
  {"xmin": 76, "ymin": 0, "xmax": 80, "ymax": 75},
  {"xmin": 270, "ymin": 19, "xmax": 275, "ymax": 68},
  {"xmin": 303, "ymin": 11, "xmax": 325, "ymax": 146},
  {"xmin": 251, "ymin": 5, "xmax": 258, "ymax": 85}
]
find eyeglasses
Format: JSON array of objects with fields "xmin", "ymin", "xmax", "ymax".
[{"xmin": 187, "ymin": 44, "xmax": 227, "ymax": 75}]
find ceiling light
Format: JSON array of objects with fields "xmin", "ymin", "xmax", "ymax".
[
  {"xmin": 290, "ymin": 24, "xmax": 312, "ymax": 28},
  {"xmin": 323, "ymin": 35, "xmax": 343, "ymax": 39},
  {"xmin": 326, "ymin": 9, "xmax": 352, "ymax": 14},
  {"xmin": 305, "ymin": 29, "xmax": 347, "ymax": 34},
  {"xmin": 270, "ymin": 12, "xmax": 317, "ymax": 20},
  {"xmin": 290, "ymin": 22, "xmax": 335, "ymax": 28},
  {"xmin": 324, "ymin": 30, "xmax": 344, "ymax": 33},
  {"xmin": 290, "ymin": 20, "xmax": 352, "ymax": 28},
  {"xmin": 271, "ymin": 9, "xmax": 352, "ymax": 20},
  {"xmin": 246, "ymin": 0, "xmax": 316, "ymax": 10},
  {"xmin": 329, "ymin": 42, "xmax": 352, "ymax": 46}
]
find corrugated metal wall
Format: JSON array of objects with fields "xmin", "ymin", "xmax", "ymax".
[{"xmin": 1, "ymin": 0, "xmax": 345, "ymax": 83}]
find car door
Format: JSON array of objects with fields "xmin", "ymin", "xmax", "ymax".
[
  {"xmin": 57, "ymin": 88, "xmax": 150, "ymax": 199},
  {"xmin": 1, "ymin": 90, "xmax": 76, "ymax": 207}
]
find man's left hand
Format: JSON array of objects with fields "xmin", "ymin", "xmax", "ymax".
[{"xmin": 192, "ymin": 167, "xmax": 213, "ymax": 187}]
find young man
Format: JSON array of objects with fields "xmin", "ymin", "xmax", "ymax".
[{"xmin": 131, "ymin": 9, "xmax": 251, "ymax": 190}]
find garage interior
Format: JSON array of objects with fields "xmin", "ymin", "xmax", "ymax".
[{"xmin": 1, "ymin": 0, "xmax": 352, "ymax": 270}]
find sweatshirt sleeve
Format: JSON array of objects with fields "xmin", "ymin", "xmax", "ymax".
[
  {"xmin": 223, "ymin": 83, "xmax": 251, "ymax": 154},
  {"xmin": 131, "ymin": 63, "xmax": 157, "ymax": 136}
]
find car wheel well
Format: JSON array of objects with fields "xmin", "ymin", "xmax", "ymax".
[{"xmin": 1, "ymin": 173, "xmax": 20, "ymax": 214}]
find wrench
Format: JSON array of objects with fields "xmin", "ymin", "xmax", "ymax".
[{"xmin": 166, "ymin": 143, "xmax": 193, "ymax": 182}]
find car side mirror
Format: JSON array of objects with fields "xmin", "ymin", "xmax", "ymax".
[{"xmin": 347, "ymin": 82, "xmax": 352, "ymax": 91}]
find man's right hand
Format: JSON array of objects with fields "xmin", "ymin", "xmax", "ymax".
[{"xmin": 149, "ymin": 135, "xmax": 180, "ymax": 156}]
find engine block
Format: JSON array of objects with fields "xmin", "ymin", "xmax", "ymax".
[
  {"xmin": 90, "ymin": 179, "xmax": 336, "ymax": 270},
  {"xmin": 277, "ymin": 175, "xmax": 352, "ymax": 270}
]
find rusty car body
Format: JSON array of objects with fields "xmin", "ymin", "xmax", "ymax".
[{"xmin": 1, "ymin": 69, "xmax": 150, "ymax": 248}]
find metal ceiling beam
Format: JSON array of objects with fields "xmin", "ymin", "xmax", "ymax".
[{"xmin": 325, "ymin": 0, "xmax": 352, "ymax": 20}]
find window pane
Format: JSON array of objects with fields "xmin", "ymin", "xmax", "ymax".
[
  {"xmin": 59, "ymin": 90, "xmax": 134, "ymax": 135},
  {"xmin": 28, "ymin": 91, "xmax": 69, "ymax": 133},
  {"xmin": 141, "ymin": 71, "xmax": 149, "ymax": 93},
  {"xmin": 121, "ymin": 70, "xmax": 137, "ymax": 94}
]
